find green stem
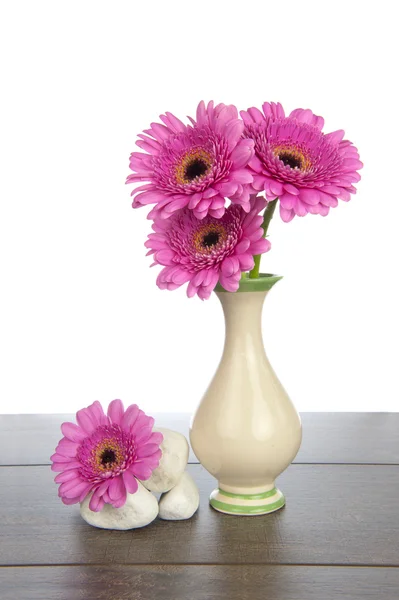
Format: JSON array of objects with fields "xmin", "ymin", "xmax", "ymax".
[{"xmin": 249, "ymin": 199, "xmax": 277, "ymax": 279}]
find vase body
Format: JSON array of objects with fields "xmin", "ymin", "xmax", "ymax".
[{"xmin": 189, "ymin": 283, "xmax": 302, "ymax": 515}]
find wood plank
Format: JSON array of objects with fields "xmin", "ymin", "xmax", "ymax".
[
  {"xmin": 1, "ymin": 412, "xmax": 399, "ymax": 466},
  {"xmin": 1, "ymin": 464, "xmax": 399, "ymax": 567},
  {"xmin": 1, "ymin": 565, "xmax": 399, "ymax": 600}
]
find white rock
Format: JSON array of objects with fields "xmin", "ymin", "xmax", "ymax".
[
  {"xmin": 140, "ymin": 427, "xmax": 189, "ymax": 493},
  {"xmin": 158, "ymin": 471, "xmax": 199, "ymax": 520},
  {"xmin": 80, "ymin": 481, "xmax": 158, "ymax": 530}
]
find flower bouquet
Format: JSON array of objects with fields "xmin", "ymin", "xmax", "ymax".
[{"xmin": 127, "ymin": 100, "xmax": 362, "ymax": 515}]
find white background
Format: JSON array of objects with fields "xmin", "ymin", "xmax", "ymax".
[{"xmin": 0, "ymin": 0, "xmax": 398, "ymax": 415}]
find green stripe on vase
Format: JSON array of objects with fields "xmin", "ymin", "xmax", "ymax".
[
  {"xmin": 210, "ymin": 496, "xmax": 286, "ymax": 515},
  {"xmin": 218, "ymin": 487, "xmax": 278, "ymax": 500}
]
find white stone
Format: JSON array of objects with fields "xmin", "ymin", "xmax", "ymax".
[
  {"xmin": 80, "ymin": 481, "xmax": 158, "ymax": 530},
  {"xmin": 158, "ymin": 471, "xmax": 199, "ymax": 520},
  {"xmin": 140, "ymin": 427, "xmax": 189, "ymax": 493}
]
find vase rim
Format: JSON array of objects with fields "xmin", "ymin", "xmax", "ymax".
[{"xmin": 215, "ymin": 273, "xmax": 283, "ymax": 294}]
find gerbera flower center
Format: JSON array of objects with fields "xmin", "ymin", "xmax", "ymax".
[
  {"xmin": 100, "ymin": 448, "xmax": 117, "ymax": 466},
  {"xmin": 175, "ymin": 148, "xmax": 213, "ymax": 184},
  {"xmin": 92, "ymin": 436, "xmax": 125, "ymax": 473},
  {"xmin": 192, "ymin": 222, "xmax": 227, "ymax": 254},
  {"xmin": 272, "ymin": 144, "xmax": 311, "ymax": 172},
  {"xmin": 278, "ymin": 151, "xmax": 302, "ymax": 170},
  {"xmin": 202, "ymin": 231, "xmax": 220, "ymax": 248},
  {"xmin": 185, "ymin": 158, "xmax": 209, "ymax": 181}
]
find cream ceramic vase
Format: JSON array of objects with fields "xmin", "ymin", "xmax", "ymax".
[{"xmin": 189, "ymin": 274, "xmax": 302, "ymax": 516}]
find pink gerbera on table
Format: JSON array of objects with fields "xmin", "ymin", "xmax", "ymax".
[
  {"xmin": 51, "ymin": 400, "xmax": 162, "ymax": 512},
  {"xmin": 126, "ymin": 100, "xmax": 255, "ymax": 220},
  {"xmin": 241, "ymin": 102, "xmax": 363, "ymax": 222},
  {"xmin": 145, "ymin": 195, "xmax": 270, "ymax": 299}
]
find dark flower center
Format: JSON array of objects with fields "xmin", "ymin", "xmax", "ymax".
[
  {"xmin": 202, "ymin": 231, "xmax": 220, "ymax": 248},
  {"xmin": 278, "ymin": 151, "xmax": 303, "ymax": 170},
  {"xmin": 100, "ymin": 449, "xmax": 116, "ymax": 466},
  {"xmin": 185, "ymin": 158, "xmax": 209, "ymax": 181}
]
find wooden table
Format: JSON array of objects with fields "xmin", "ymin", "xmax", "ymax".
[{"xmin": 1, "ymin": 413, "xmax": 398, "ymax": 599}]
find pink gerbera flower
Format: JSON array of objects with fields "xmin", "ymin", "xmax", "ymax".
[
  {"xmin": 145, "ymin": 195, "xmax": 270, "ymax": 299},
  {"xmin": 126, "ymin": 100, "xmax": 255, "ymax": 220},
  {"xmin": 241, "ymin": 102, "xmax": 363, "ymax": 222},
  {"xmin": 51, "ymin": 400, "xmax": 162, "ymax": 512}
]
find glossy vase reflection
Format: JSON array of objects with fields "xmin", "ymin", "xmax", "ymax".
[{"xmin": 189, "ymin": 278, "xmax": 302, "ymax": 515}]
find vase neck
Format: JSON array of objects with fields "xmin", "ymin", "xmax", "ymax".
[{"xmin": 216, "ymin": 290, "xmax": 267, "ymax": 348}]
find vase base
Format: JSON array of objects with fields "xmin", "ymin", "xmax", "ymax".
[{"xmin": 209, "ymin": 486, "xmax": 285, "ymax": 516}]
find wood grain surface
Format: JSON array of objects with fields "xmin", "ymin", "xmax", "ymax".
[
  {"xmin": 1, "ymin": 463, "xmax": 398, "ymax": 567},
  {"xmin": 1, "ymin": 412, "xmax": 399, "ymax": 466},
  {"xmin": 1, "ymin": 565, "xmax": 399, "ymax": 600}
]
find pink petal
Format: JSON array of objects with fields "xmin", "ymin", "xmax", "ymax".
[
  {"xmin": 219, "ymin": 273, "xmax": 240, "ymax": 292},
  {"xmin": 234, "ymin": 238, "xmax": 251, "ymax": 253},
  {"xmin": 170, "ymin": 268, "xmax": 191, "ymax": 286},
  {"xmin": 154, "ymin": 248, "xmax": 175, "ymax": 266},
  {"xmin": 108, "ymin": 476, "xmax": 125, "ymax": 501},
  {"xmin": 188, "ymin": 192, "xmax": 203, "ymax": 209},
  {"xmin": 134, "ymin": 425, "xmax": 153, "ymax": 445},
  {"xmin": 269, "ymin": 181, "xmax": 284, "ymax": 196},
  {"xmin": 299, "ymin": 188, "xmax": 320, "ymax": 206},
  {"xmin": 294, "ymin": 199, "xmax": 309, "ymax": 217},
  {"xmin": 89, "ymin": 490, "xmax": 105, "ymax": 512},
  {"xmin": 289, "ymin": 108, "xmax": 324, "ymax": 130},
  {"xmin": 195, "ymin": 100, "xmax": 206, "ymax": 125},
  {"xmin": 224, "ymin": 119, "xmax": 244, "ymax": 151},
  {"xmin": 61, "ymin": 422, "xmax": 86, "ymax": 443},
  {"xmin": 79, "ymin": 484, "xmax": 94, "ymax": 503},
  {"xmin": 221, "ymin": 256, "xmax": 240, "ymax": 277},
  {"xmin": 60, "ymin": 480, "xmax": 93, "ymax": 499},
  {"xmin": 336, "ymin": 189, "xmax": 351, "ymax": 202},
  {"xmin": 325, "ymin": 129, "xmax": 345, "ymax": 144},
  {"xmin": 147, "ymin": 431, "xmax": 163, "ymax": 445},
  {"xmin": 230, "ymin": 139, "xmax": 254, "ymax": 168},
  {"xmin": 121, "ymin": 404, "xmax": 139, "ymax": 432},
  {"xmin": 160, "ymin": 111, "xmax": 186, "ymax": 133},
  {"xmin": 319, "ymin": 191, "xmax": 339, "ymax": 207},
  {"xmin": 76, "ymin": 407, "xmax": 98, "ymax": 435},
  {"xmin": 107, "ymin": 399, "xmax": 124, "ymax": 426},
  {"xmin": 111, "ymin": 488, "xmax": 127, "ymax": 509},
  {"xmin": 55, "ymin": 438, "xmax": 79, "ymax": 458},
  {"xmin": 130, "ymin": 462, "xmax": 153, "ymax": 480},
  {"xmin": 136, "ymin": 443, "xmax": 162, "ymax": 459},
  {"xmin": 148, "ymin": 122, "xmax": 171, "ymax": 142},
  {"xmin": 133, "ymin": 190, "xmax": 166, "ymax": 207},
  {"xmin": 342, "ymin": 158, "xmax": 363, "ymax": 170},
  {"xmin": 238, "ymin": 253, "xmax": 255, "ymax": 271},
  {"xmin": 279, "ymin": 192, "xmax": 296, "ymax": 210},
  {"xmin": 215, "ymin": 181, "xmax": 238, "ymax": 196},
  {"xmin": 50, "ymin": 453, "xmax": 75, "ymax": 464},
  {"xmin": 54, "ymin": 469, "xmax": 80, "ymax": 483},
  {"xmin": 231, "ymin": 169, "xmax": 253, "ymax": 184},
  {"xmin": 89, "ymin": 401, "xmax": 108, "ymax": 426},
  {"xmin": 208, "ymin": 207, "xmax": 226, "ymax": 219},
  {"xmin": 123, "ymin": 470, "xmax": 139, "ymax": 494},
  {"xmin": 203, "ymin": 187, "xmax": 218, "ymax": 199},
  {"xmin": 246, "ymin": 106, "xmax": 265, "ymax": 124},
  {"xmin": 61, "ymin": 496, "xmax": 79, "ymax": 506},
  {"xmin": 280, "ymin": 206, "xmax": 295, "ymax": 222},
  {"xmin": 262, "ymin": 102, "xmax": 285, "ymax": 120},
  {"xmin": 283, "ymin": 183, "xmax": 299, "ymax": 196},
  {"xmin": 51, "ymin": 460, "xmax": 82, "ymax": 472},
  {"xmin": 132, "ymin": 413, "xmax": 154, "ymax": 434},
  {"xmin": 321, "ymin": 185, "xmax": 341, "ymax": 195},
  {"xmin": 249, "ymin": 156, "xmax": 265, "ymax": 174},
  {"xmin": 250, "ymin": 238, "xmax": 271, "ymax": 254}
]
